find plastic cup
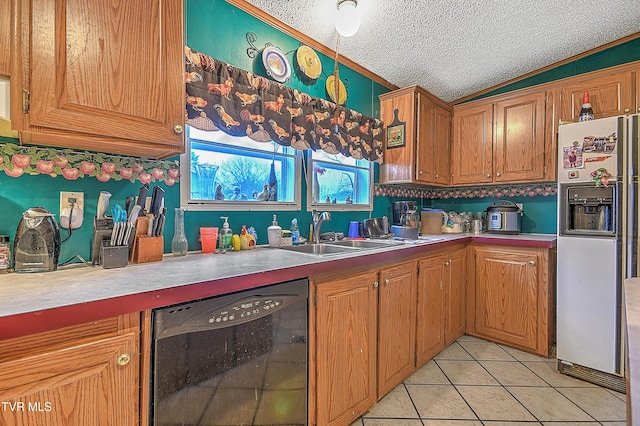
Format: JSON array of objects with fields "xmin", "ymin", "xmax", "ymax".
[
  {"xmin": 348, "ymin": 221, "xmax": 360, "ymax": 238},
  {"xmin": 200, "ymin": 227, "xmax": 218, "ymax": 253}
]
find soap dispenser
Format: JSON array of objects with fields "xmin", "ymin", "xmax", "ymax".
[
  {"xmin": 267, "ymin": 214, "xmax": 282, "ymax": 247},
  {"xmin": 219, "ymin": 216, "xmax": 233, "ymax": 250}
]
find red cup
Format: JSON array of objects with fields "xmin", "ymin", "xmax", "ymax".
[{"xmin": 200, "ymin": 227, "xmax": 218, "ymax": 253}]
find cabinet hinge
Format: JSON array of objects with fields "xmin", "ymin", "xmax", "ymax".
[
  {"xmin": 313, "ymin": 291, "xmax": 317, "ymax": 306},
  {"xmin": 22, "ymin": 89, "xmax": 30, "ymax": 114},
  {"xmin": 545, "ymin": 95, "xmax": 548, "ymax": 104},
  {"xmin": 543, "ymin": 165, "xmax": 547, "ymax": 176},
  {"xmin": 559, "ymin": 92, "xmax": 563, "ymax": 101}
]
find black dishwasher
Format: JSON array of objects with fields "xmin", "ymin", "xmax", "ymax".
[{"xmin": 150, "ymin": 279, "xmax": 308, "ymax": 425}]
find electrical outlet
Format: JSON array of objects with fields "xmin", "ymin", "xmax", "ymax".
[
  {"xmin": 516, "ymin": 203, "xmax": 523, "ymax": 210},
  {"xmin": 60, "ymin": 191, "xmax": 84, "ymax": 229}
]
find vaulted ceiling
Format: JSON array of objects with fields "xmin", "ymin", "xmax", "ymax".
[{"xmin": 246, "ymin": 0, "xmax": 640, "ymax": 103}]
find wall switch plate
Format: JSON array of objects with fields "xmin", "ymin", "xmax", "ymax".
[{"xmin": 60, "ymin": 191, "xmax": 84, "ymax": 229}]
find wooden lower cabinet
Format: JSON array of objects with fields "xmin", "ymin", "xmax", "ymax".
[
  {"xmin": 0, "ymin": 314, "xmax": 140, "ymax": 426},
  {"xmin": 468, "ymin": 244, "xmax": 555, "ymax": 356},
  {"xmin": 314, "ymin": 271, "xmax": 378, "ymax": 426},
  {"xmin": 377, "ymin": 262, "xmax": 417, "ymax": 397},
  {"xmin": 416, "ymin": 246, "xmax": 467, "ymax": 366}
]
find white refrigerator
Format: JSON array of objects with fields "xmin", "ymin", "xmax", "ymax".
[{"xmin": 556, "ymin": 115, "xmax": 638, "ymax": 389}]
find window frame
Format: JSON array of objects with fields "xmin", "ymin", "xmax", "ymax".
[
  {"xmin": 180, "ymin": 128, "xmax": 303, "ymax": 211},
  {"xmin": 305, "ymin": 151, "xmax": 373, "ymax": 213}
]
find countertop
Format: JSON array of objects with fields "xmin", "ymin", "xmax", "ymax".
[
  {"xmin": 624, "ymin": 277, "xmax": 640, "ymax": 424},
  {"xmin": 0, "ymin": 233, "xmax": 556, "ymax": 340}
]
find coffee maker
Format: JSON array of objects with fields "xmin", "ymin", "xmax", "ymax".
[
  {"xmin": 391, "ymin": 201, "xmax": 419, "ymax": 239},
  {"xmin": 13, "ymin": 207, "xmax": 61, "ymax": 272}
]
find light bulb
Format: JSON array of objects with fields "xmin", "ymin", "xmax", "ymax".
[{"xmin": 335, "ymin": 0, "xmax": 361, "ymax": 37}]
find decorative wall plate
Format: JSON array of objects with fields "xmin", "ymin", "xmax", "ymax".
[
  {"xmin": 262, "ymin": 46, "xmax": 291, "ymax": 83},
  {"xmin": 326, "ymin": 75, "xmax": 347, "ymax": 105},
  {"xmin": 296, "ymin": 45, "xmax": 322, "ymax": 80}
]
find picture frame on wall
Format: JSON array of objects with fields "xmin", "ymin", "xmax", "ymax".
[{"xmin": 386, "ymin": 109, "xmax": 406, "ymax": 149}]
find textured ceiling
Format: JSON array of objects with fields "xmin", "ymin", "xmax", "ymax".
[{"xmin": 245, "ymin": 0, "xmax": 640, "ymax": 103}]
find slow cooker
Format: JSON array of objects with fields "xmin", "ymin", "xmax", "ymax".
[{"xmin": 485, "ymin": 201, "xmax": 523, "ymax": 234}]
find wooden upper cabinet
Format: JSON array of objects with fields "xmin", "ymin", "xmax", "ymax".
[
  {"xmin": 11, "ymin": 0, "xmax": 185, "ymax": 159},
  {"xmin": 559, "ymin": 70, "xmax": 634, "ymax": 121},
  {"xmin": 451, "ymin": 103, "xmax": 493, "ymax": 185},
  {"xmin": 380, "ymin": 86, "xmax": 452, "ymax": 186},
  {"xmin": 494, "ymin": 92, "xmax": 546, "ymax": 182},
  {"xmin": 0, "ymin": 0, "xmax": 10, "ymax": 76},
  {"xmin": 433, "ymin": 106, "xmax": 452, "ymax": 186},
  {"xmin": 415, "ymin": 94, "xmax": 436, "ymax": 183}
]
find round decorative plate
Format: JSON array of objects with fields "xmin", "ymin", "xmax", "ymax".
[
  {"xmin": 296, "ymin": 45, "xmax": 322, "ymax": 80},
  {"xmin": 262, "ymin": 46, "xmax": 291, "ymax": 83},
  {"xmin": 326, "ymin": 75, "xmax": 347, "ymax": 105}
]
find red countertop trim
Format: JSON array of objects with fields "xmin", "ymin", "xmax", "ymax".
[{"xmin": 0, "ymin": 236, "xmax": 555, "ymax": 340}]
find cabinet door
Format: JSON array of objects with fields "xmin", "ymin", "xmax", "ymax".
[
  {"xmin": 378, "ymin": 262, "xmax": 417, "ymax": 397},
  {"xmin": 12, "ymin": 0, "xmax": 184, "ymax": 158},
  {"xmin": 433, "ymin": 105, "xmax": 452, "ymax": 186},
  {"xmin": 315, "ymin": 272, "xmax": 378, "ymax": 426},
  {"xmin": 415, "ymin": 94, "xmax": 435, "ymax": 183},
  {"xmin": 494, "ymin": 92, "xmax": 546, "ymax": 183},
  {"xmin": 451, "ymin": 103, "xmax": 493, "ymax": 185},
  {"xmin": 474, "ymin": 248, "xmax": 539, "ymax": 351},
  {"xmin": 559, "ymin": 71, "xmax": 633, "ymax": 121},
  {"xmin": 416, "ymin": 255, "xmax": 445, "ymax": 366},
  {"xmin": 0, "ymin": 333, "xmax": 138, "ymax": 426},
  {"xmin": 444, "ymin": 248, "xmax": 467, "ymax": 345},
  {"xmin": 380, "ymin": 90, "xmax": 416, "ymax": 184},
  {"xmin": 636, "ymin": 71, "xmax": 640, "ymax": 115}
]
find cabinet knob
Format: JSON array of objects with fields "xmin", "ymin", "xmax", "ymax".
[
  {"xmin": 384, "ymin": 279, "xmax": 390, "ymax": 286},
  {"xmin": 529, "ymin": 260, "xmax": 536, "ymax": 266},
  {"xmin": 486, "ymin": 174, "xmax": 491, "ymax": 178},
  {"xmin": 435, "ymin": 174, "xmax": 439, "ymax": 178},
  {"xmin": 496, "ymin": 172, "xmax": 501, "ymax": 177},
  {"xmin": 444, "ymin": 261, "xmax": 450, "ymax": 266},
  {"xmin": 173, "ymin": 124, "xmax": 184, "ymax": 134},
  {"xmin": 117, "ymin": 353, "xmax": 131, "ymax": 366},
  {"xmin": 373, "ymin": 281, "xmax": 379, "ymax": 288},
  {"xmin": 625, "ymin": 108, "xmax": 630, "ymax": 113},
  {"xmin": 419, "ymin": 170, "xmax": 423, "ymax": 175}
]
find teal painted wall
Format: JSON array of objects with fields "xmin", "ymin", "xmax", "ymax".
[
  {"xmin": 432, "ymin": 195, "xmax": 558, "ymax": 234},
  {"xmin": 465, "ymin": 37, "xmax": 640, "ymax": 102}
]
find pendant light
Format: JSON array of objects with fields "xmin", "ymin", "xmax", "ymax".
[{"xmin": 334, "ymin": 0, "xmax": 361, "ymax": 38}]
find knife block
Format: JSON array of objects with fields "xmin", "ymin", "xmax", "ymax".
[
  {"xmin": 130, "ymin": 216, "xmax": 164, "ymax": 263},
  {"xmin": 91, "ymin": 217, "xmax": 114, "ymax": 266}
]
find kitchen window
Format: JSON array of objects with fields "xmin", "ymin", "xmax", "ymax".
[
  {"xmin": 307, "ymin": 150, "xmax": 373, "ymax": 211},
  {"xmin": 180, "ymin": 126, "xmax": 302, "ymax": 211}
]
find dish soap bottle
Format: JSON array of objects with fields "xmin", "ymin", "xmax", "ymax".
[
  {"xmin": 267, "ymin": 214, "xmax": 282, "ymax": 247},
  {"xmin": 219, "ymin": 216, "xmax": 233, "ymax": 250},
  {"xmin": 291, "ymin": 218, "xmax": 300, "ymax": 246}
]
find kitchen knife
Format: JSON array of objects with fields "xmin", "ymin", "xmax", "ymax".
[
  {"xmin": 136, "ymin": 183, "xmax": 150, "ymax": 215},
  {"xmin": 123, "ymin": 205, "xmax": 142, "ymax": 247},
  {"xmin": 97, "ymin": 191, "xmax": 112, "ymax": 219},
  {"xmin": 124, "ymin": 196, "xmax": 134, "ymax": 218},
  {"xmin": 154, "ymin": 207, "xmax": 166, "ymax": 236},
  {"xmin": 150, "ymin": 186, "xmax": 164, "ymax": 216}
]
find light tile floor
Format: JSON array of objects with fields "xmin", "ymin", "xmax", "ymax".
[{"xmin": 351, "ymin": 335, "xmax": 626, "ymax": 425}]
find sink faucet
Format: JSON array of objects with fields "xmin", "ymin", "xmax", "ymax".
[{"xmin": 311, "ymin": 209, "xmax": 331, "ymax": 243}]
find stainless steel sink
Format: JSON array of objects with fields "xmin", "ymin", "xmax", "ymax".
[
  {"xmin": 279, "ymin": 243, "xmax": 359, "ymax": 256},
  {"xmin": 329, "ymin": 239, "xmax": 397, "ymax": 249}
]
